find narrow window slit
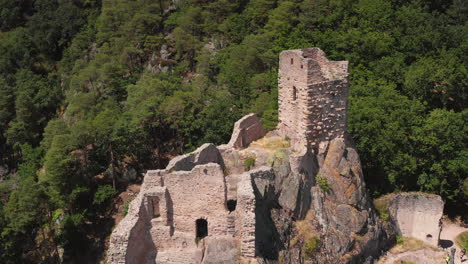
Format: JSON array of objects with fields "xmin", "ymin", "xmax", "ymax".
[
  {"xmin": 227, "ymin": 200, "xmax": 237, "ymax": 212},
  {"xmin": 293, "ymin": 86, "xmax": 297, "ymax": 101}
]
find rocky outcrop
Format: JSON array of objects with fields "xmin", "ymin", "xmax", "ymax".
[{"xmin": 308, "ymin": 137, "xmax": 389, "ymax": 263}]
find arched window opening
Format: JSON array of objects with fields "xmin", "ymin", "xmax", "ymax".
[
  {"xmin": 196, "ymin": 219, "xmax": 208, "ymax": 239},
  {"xmin": 150, "ymin": 197, "xmax": 160, "ymax": 218},
  {"xmin": 227, "ymin": 200, "xmax": 237, "ymax": 212},
  {"xmin": 290, "ymin": 58, "xmax": 294, "ymax": 65},
  {"xmin": 426, "ymin": 234, "xmax": 433, "ymax": 239},
  {"xmin": 293, "ymin": 86, "xmax": 297, "ymax": 101}
]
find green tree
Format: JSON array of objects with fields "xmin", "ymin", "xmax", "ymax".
[{"xmin": 414, "ymin": 109, "xmax": 467, "ymax": 203}]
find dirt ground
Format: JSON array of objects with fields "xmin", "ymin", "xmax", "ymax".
[
  {"xmin": 377, "ymin": 218, "xmax": 468, "ymax": 264},
  {"xmin": 440, "ymin": 218, "xmax": 468, "ymax": 264}
]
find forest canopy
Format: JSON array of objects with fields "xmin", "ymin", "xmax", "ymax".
[{"xmin": 0, "ymin": 0, "xmax": 466, "ymax": 262}]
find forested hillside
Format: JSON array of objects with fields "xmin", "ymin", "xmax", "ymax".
[{"xmin": 0, "ymin": 0, "xmax": 466, "ymax": 262}]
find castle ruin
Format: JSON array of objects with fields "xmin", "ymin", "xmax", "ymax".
[{"xmin": 107, "ymin": 48, "xmax": 402, "ymax": 264}]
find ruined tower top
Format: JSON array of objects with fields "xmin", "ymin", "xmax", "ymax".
[{"xmin": 277, "ymin": 48, "xmax": 349, "ymax": 148}]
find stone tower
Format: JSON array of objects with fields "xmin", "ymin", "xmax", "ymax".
[{"xmin": 277, "ymin": 48, "xmax": 349, "ymax": 147}]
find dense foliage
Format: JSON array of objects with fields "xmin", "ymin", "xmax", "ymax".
[{"xmin": 0, "ymin": 0, "xmax": 466, "ymax": 262}]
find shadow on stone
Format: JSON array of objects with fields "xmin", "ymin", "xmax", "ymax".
[{"xmin": 252, "ymin": 182, "xmax": 283, "ymax": 260}]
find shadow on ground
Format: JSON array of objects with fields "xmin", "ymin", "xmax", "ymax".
[{"xmin": 440, "ymin": 239, "xmax": 454, "ymax": 248}]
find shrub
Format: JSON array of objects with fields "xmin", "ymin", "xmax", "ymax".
[
  {"xmin": 122, "ymin": 198, "xmax": 134, "ymax": 216},
  {"xmin": 244, "ymin": 157, "xmax": 256, "ymax": 171},
  {"xmin": 396, "ymin": 235, "xmax": 404, "ymax": 244},
  {"xmin": 373, "ymin": 197, "xmax": 390, "ymax": 221},
  {"xmin": 316, "ymin": 173, "xmax": 331, "ymax": 192},
  {"xmin": 456, "ymin": 231, "xmax": 468, "ymax": 251},
  {"xmin": 303, "ymin": 236, "xmax": 320, "ymax": 258}
]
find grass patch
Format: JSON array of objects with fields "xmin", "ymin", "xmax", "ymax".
[
  {"xmin": 456, "ymin": 231, "xmax": 468, "ymax": 251},
  {"xmin": 248, "ymin": 136, "xmax": 290, "ymax": 152},
  {"xmin": 389, "ymin": 237, "xmax": 436, "ymax": 254},
  {"xmin": 244, "ymin": 157, "xmax": 256, "ymax": 171}
]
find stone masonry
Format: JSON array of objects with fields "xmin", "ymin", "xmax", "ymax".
[
  {"xmin": 388, "ymin": 192, "xmax": 444, "ymax": 247},
  {"xmin": 277, "ymin": 48, "xmax": 349, "ymax": 147}
]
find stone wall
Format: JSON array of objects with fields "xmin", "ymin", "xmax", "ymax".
[
  {"xmin": 162, "ymin": 163, "xmax": 228, "ymax": 235},
  {"xmin": 165, "ymin": 143, "xmax": 224, "ymax": 172},
  {"xmin": 388, "ymin": 192, "xmax": 444, "ymax": 247},
  {"xmin": 277, "ymin": 48, "xmax": 348, "ymax": 147},
  {"xmin": 226, "ymin": 113, "xmax": 265, "ymax": 149},
  {"xmin": 237, "ymin": 171, "xmax": 256, "ymax": 258},
  {"xmin": 107, "ymin": 194, "xmax": 156, "ymax": 264}
]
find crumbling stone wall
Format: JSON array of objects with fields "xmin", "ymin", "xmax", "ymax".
[
  {"xmin": 107, "ymin": 193, "xmax": 156, "ymax": 264},
  {"xmin": 388, "ymin": 192, "xmax": 444, "ymax": 247},
  {"xmin": 108, "ymin": 144, "xmax": 232, "ymax": 264},
  {"xmin": 226, "ymin": 113, "xmax": 265, "ymax": 149},
  {"xmin": 277, "ymin": 48, "xmax": 348, "ymax": 147},
  {"xmin": 162, "ymin": 163, "xmax": 228, "ymax": 235},
  {"xmin": 237, "ymin": 171, "xmax": 256, "ymax": 258},
  {"xmin": 165, "ymin": 143, "xmax": 224, "ymax": 172}
]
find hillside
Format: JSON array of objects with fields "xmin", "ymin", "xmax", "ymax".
[{"xmin": 0, "ymin": 0, "xmax": 466, "ymax": 263}]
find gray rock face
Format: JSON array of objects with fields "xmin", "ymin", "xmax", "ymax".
[
  {"xmin": 268, "ymin": 136, "xmax": 392, "ymax": 264},
  {"xmin": 307, "ymin": 136, "xmax": 389, "ymax": 263}
]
